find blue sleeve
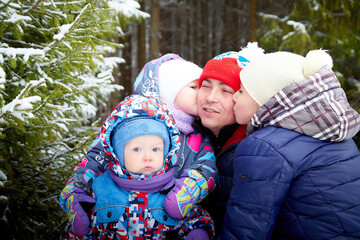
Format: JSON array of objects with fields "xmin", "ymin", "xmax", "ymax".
[{"xmin": 219, "ymin": 135, "xmax": 293, "ymax": 240}]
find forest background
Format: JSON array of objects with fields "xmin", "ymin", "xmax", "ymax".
[{"xmin": 0, "ymin": 0, "xmax": 359, "ymax": 239}]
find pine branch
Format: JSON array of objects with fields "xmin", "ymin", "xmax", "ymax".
[
  {"xmin": 25, "ymin": 0, "xmax": 43, "ymax": 16},
  {"xmin": 45, "ymin": 3, "xmax": 91, "ymax": 51}
]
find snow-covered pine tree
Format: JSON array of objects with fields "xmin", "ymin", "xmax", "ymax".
[{"xmin": 0, "ymin": 0, "xmax": 148, "ymax": 238}]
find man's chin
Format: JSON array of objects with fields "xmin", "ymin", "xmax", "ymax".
[{"xmin": 199, "ymin": 119, "xmax": 218, "ymax": 134}]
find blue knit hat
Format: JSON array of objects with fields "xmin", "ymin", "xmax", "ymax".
[{"xmin": 111, "ymin": 117, "xmax": 170, "ymax": 168}]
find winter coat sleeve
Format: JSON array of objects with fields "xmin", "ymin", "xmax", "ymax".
[
  {"xmin": 180, "ymin": 132, "xmax": 218, "ymax": 202},
  {"xmin": 66, "ymin": 137, "xmax": 110, "ymax": 192},
  {"xmin": 174, "ymin": 205, "xmax": 215, "ymax": 239},
  {"xmin": 219, "ymin": 134, "xmax": 294, "ymax": 240}
]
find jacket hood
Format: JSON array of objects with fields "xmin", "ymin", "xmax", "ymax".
[
  {"xmin": 248, "ymin": 66, "xmax": 360, "ymax": 142},
  {"xmin": 99, "ymin": 94, "xmax": 181, "ymax": 179}
]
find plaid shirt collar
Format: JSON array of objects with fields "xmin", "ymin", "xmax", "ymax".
[{"xmin": 248, "ymin": 66, "xmax": 360, "ymax": 142}]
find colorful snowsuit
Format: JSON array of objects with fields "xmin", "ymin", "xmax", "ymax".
[
  {"xmin": 61, "ymin": 95, "xmax": 214, "ymax": 239},
  {"xmin": 220, "ymin": 66, "xmax": 360, "ymax": 239}
]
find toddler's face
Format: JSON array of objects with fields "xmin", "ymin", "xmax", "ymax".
[
  {"xmin": 232, "ymin": 85, "xmax": 260, "ymax": 125},
  {"xmin": 124, "ymin": 135, "xmax": 164, "ymax": 175},
  {"xmin": 173, "ymin": 79, "xmax": 199, "ymax": 116}
]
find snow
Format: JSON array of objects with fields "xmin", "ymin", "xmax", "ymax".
[
  {"xmin": 4, "ymin": 14, "xmax": 31, "ymax": 23},
  {"xmin": 0, "ymin": 169, "xmax": 7, "ymax": 181},
  {"xmin": 0, "ymin": 66, "xmax": 5, "ymax": 89},
  {"xmin": 53, "ymin": 3, "xmax": 91, "ymax": 41},
  {"xmin": 108, "ymin": 0, "xmax": 150, "ymax": 18},
  {"xmin": 258, "ymin": 13, "xmax": 308, "ymax": 40},
  {"xmin": 0, "ymin": 79, "xmax": 45, "ymax": 122},
  {"xmin": 0, "ymin": 47, "xmax": 45, "ymax": 62},
  {"xmin": 53, "ymin": 23, "xmax": 72, "ymax": 41},
  {"xmin": 286, "ymin": 20, "xmax": 307, "ymax": 34},
  {"xmin": 258, "ymin": 13, "xmax": 284, "ymax": 21},
  {"xmin": 0, "ymin": 95, "xmax": 41, "ymax": 122}
]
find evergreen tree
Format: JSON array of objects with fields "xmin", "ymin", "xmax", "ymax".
[
  {"xmin": 257, "ymin": 0, "xmax": 360, "ymax": 146},
  {"xmin": 0, "ymin": 0, "xmax": 148, "ymax": 238}
]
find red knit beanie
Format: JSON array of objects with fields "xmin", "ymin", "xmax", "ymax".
[{"xmin": 199, "ymin": 58, "xmax": 242, "ymax": 91}]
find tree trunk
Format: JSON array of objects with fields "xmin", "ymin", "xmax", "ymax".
[
  {"xmin": 250, "ymin": 0, "xmax": 257, "ymax": 42},
  {"xmin": 137, "ymin": 1, "xmax": 146, "ymax": 73},
  {"xmin": 150, "ymin": 0, "xmax": 160, "ymax": 59}
]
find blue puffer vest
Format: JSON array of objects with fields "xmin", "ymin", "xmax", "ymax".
[{"xmin": 92, "ymin": 171, "xmax": 179, "ymax": 229}]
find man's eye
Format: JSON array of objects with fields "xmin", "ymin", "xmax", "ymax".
[{"xmin": 238, "ymin": 89, "xmax": 243, "ymax": 94}]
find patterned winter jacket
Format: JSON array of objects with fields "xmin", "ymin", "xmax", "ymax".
[
  {"xmin": 63, "ymin": 53, "xmax": 217, "ymax": 206},
  {"xmin": 62, "ymin": 95, "xmax": 215, "ymax": 239},
  {"xmin": 220, "ymin": 66, "xmax": 360, "ymax": 239}
]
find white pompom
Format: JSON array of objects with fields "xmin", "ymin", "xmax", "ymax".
[
  {"xmin": 238, "ymin": 42, "xmax": 265, "ymax": 62},
  {"xmin": 303, "ymin": 49, "xmax": 333, "ymax": 78}
]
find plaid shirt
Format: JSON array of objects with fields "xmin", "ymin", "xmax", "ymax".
[{"xmin": 248, "ymin": 66, "xmax": 360, "ymax": 142}]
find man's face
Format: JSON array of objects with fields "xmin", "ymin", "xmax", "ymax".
[{"xmin": 197, "ymin": 78, "xmax": 237, "ymax": 137}]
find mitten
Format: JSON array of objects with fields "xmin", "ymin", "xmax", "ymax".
[
  {"xmin": 60, "ymin": 183, "xmax": 96, "ymax": 236},
  {"xmin": 164, "ymin": 176, "xmax": 200, "ymax": 219},
  {"xmin": 185, "ymin": 228, "xmax": 209, "ymax": 240}
]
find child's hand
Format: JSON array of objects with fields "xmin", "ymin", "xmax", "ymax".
[
  {"xmin": 60, "ymin": 184, "xmax": 96, "ymax": 236},
  {"xmin": 186, "ymin": 228, "xmax": 209, "ymax": 240},
  {"xmin": 164, "ymin": 176, "xmax": 200, "ymax": 219}
]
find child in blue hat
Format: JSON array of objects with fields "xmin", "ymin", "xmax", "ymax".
[
  {"xmin": 60, "ymin": 54, "xmax": 218, "ymax": 238},
  {"xmin": 60, "ymin": 95, "xmax": 214, "ymax": 239}
]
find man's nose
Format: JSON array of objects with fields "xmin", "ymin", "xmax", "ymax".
[{"xmin": 206, "ymin": 88, "xmax": 219, "ymax": 102}]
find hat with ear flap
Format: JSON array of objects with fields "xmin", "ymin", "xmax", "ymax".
[{"xmin": 240, "ymin": 49, "xmax": 333, "ymax": 106}]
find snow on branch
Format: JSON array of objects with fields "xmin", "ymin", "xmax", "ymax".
[
  {"xmin": 0, "ymin": 96, "xmax": 41, "ymax": 122},
  {"xmin": 45, "ymin": 3, "xmax": 91, "ymax": 51},
  {"xmin": 258, "ymin": 13, "xmax": 309, "ymax": 41},
  {"xmin": 0, "ymin": 67, "xmax": 5, "ymax": 89},
  {"xmin": 0, "ymin": 169, "xmax": 7, "ymax": 202},
  {"xmin": 0, "ymin": 47, "xmax": 45, "ymax": 62},
  {"xmin": 286, "ymin": 20, "xmax": 307, "ymax": 34},
  {"xmin": 108, "ymin": 0, "xmax": 150, "ymax": 18},
  {"xmin": 0, "ymin": 79, "xmax": 45, "ymax": 123}
]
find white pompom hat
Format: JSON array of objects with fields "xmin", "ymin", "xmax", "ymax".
[
  {"xmin": 240, "ymin": 49, "xmax": 333, "ymax": 106},
  {"xmin": 159, "ymin": 59, "xmax": 202, "ymax": 108}
]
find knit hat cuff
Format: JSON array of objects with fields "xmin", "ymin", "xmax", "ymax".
[
  {"xmin": 111, "ymin": 118, "xmax": 170, "ymax": 168},
  {"xmin": 159, "ymin": 59, "xmax": 202, "ymax": 108},
  {"xmin": 199, "ymin": 58, "xmax": 241, "ymax": 91}
]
